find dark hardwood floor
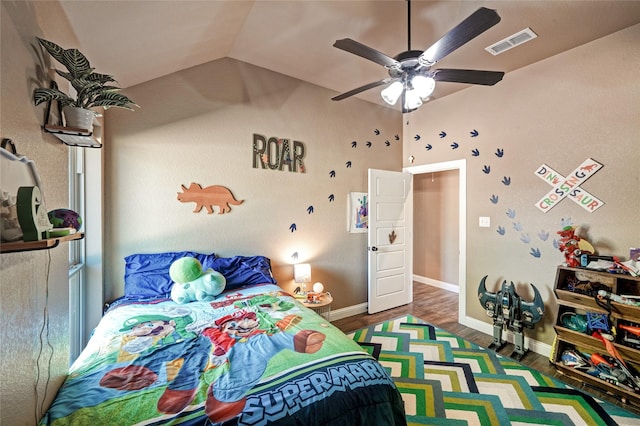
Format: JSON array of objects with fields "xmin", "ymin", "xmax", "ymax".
[{"xmin": 332, "ymin": 283, "xmax": 640, "ymax": 417}]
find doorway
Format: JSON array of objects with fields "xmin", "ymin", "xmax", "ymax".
[{"xmin": 404, "ymin": 160, "xmax": 467, "ymax": 322}]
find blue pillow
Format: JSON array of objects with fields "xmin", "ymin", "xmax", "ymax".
[
  {"xmin": 124, "ymin": 251, "xmax": 217, "ymax": 298},
  {"xmin": 208, "ymin": 255, "xmax": 276, "ymax": 289},
  {"xmin": 123, "ymin": 252, "xmax": 276, "ymax": 298}
]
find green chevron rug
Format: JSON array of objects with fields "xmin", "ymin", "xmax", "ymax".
[{"xmin": 349, "ymin": 315, "xmax": 640, "ymax": 425}]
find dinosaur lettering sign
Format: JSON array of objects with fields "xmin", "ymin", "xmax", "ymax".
[
  {"xmin": 534, "ymin": 158, "xmax": 604, "ymax": 213},
  {"xmin": 252, "ymin": 134, "xmax": 306, "ymax": 173}
]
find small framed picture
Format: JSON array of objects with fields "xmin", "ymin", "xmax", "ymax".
[{"xmin": 347, "ymin": 192, "xmax": 368, "ymax": 233}]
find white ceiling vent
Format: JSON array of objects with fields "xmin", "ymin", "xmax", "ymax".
[{"xmin": 485, "ymin": 28, "xmax": 538, "ymax": 55}]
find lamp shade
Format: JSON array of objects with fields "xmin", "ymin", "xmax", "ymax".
[
  {"xmin": 381, "ymin": 81, "xmax": 403, "ymax": 105},
  {"xmin": 411, "ymin": 75, "xmax": 436, "ymax": 99},
  {"xmin": 294, "ymin": 263, "xmax": 311, "ymax": 283},
  {"xmin": 404, "ymin": 88, "xmax": 423, "ymax": 110}
]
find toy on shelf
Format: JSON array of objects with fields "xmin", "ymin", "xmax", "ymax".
[
  {"xmin": 16, "ymin": 186, "xmax": 53, "ymax": 241},
  {"xmin": 561, "ymin": 349, "xmax": 640, "ymax": 393},
  {"xmin": 619, "ymin": 323, "xmax": 640, "ymax": 349},
  {"xmin": 557, "ymin": 226, "xmax": 595, "ymax": 267},
  {"xmin": 597, "ymin": 290, "xmax": 640, "ymax": 307}
]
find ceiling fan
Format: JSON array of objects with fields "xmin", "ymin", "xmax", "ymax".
[{"xmin": 331, "ymin": 1, "xmax": 505, "ymax": 112}]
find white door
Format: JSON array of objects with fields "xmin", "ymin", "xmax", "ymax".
[{"xmin": 368, "ymin": 169, "xmax": 413, "ymax": 314}]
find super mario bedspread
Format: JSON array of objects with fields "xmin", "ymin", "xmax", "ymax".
[{"xmin": 40, "ymin": 284, "xmax": 406, "ymax": 425}]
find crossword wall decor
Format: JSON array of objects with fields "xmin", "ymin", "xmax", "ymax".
[
  {"xmin": 534, "ymin": 158, "xmax": 604, "ymax": 213},
  {"xmin": 252, "ymin": 133, "xmax": 306, "ymax": 173}
]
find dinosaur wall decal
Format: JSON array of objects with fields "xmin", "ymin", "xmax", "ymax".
[{"xmin": 177, "ymin": 183, "xmax": 243, "ymax": 215}]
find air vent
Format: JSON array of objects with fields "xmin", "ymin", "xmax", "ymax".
[{"xmin": 485, "ymin": 27, "xmax": 537, "ymax": 55}]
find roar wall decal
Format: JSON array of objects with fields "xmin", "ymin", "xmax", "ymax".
[
  {"xmin": 252, "ymin": 133, "xmax": 306, "ymax": 173},
  {"xmin": 177, "ymin": 183, "xmax": 243, "ymax": 214},
  {"xmin": 534, "ymin": 158, "xmax": 604, "ymax": 213}
]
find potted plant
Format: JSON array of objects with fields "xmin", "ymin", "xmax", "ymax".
[{"xmin": 33, "ymin": 37, "xmax": 138, "ymax": 131}]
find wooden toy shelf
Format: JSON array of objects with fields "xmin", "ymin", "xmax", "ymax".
[
  {"xmin": 550, "ymin": 265, "xmax": 640, "ymax": 409},
  {"xmin": 0, "ymin": 232, "xmax": 84, "ymax": 253}
]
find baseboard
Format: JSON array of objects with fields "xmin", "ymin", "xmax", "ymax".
[
  {"xmin": 330, "ymin": 302, "xmax": 368, "ymax": 321},
  {"xmin": 330, "ymin": 281, "xmax": 552, "ymax": 358},
  {"xmin": 413, "ymin": 274, "xmax": 460, "ymax": 294}
]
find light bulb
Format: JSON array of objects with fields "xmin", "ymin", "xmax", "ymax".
[
  {"xmin": 312, "ymin": 282, "xmax": 324, "ymax": 293},
  {"xmin": 381, "ymin": 81, "xmax": 403, "ymax": 105},
  {"xmin": 411, "ymin": 75, "xmax": 435, "ymax": 99}
]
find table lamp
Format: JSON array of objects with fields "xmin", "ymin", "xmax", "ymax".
[{"xmin": 294, "ymin": 263, "xmax": 311, "ymax": 294}]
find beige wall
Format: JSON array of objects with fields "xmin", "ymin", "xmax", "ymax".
[
  {"xmin": 103, "ymin": 57, "xmax": 402, "ymax": 310},
  {"xmin": 404, "ymin": 24, "xmax": 640, "ymax": 346},
  {"xmin": 1, "ymin": 2, "xmax": 79, "ymax": 424},
  {"xmin": 413, "ymin": 170, "xmax": 459, "ymax": 284},
  {"xmin": 2, "ymin": 2, "xmax": 638, "ymax": 422}
]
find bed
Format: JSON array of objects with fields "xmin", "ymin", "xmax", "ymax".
[{"xmin": 39, "ymin": 251, "xmax": 406, "ymax": 425}]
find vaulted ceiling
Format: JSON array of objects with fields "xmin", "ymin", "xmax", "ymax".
[{"xmin": 58, "ymin": 0, "xmax": 640, "ymax": 110}]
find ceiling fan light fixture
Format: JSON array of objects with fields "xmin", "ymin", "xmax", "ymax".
[
  {"xmin": 331, "ymin": 5, "xmax": 504, "ymax": 112},
  {"xmin": 404, "ymin": 88, "xmax": 423, "ymax": 110},
  {"xmin": 381, "ymin": 81, "xmax": 404, "ymax": 105},
  {"xmin": 411, "ymin": 75, "xmax": 436, "ymax": 99}
]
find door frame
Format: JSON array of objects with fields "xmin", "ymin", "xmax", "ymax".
[{"xmin": 404, "ymin": 159, "xmax": 467, "ymax": 323}]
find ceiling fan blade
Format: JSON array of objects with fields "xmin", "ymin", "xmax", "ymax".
[
  {"xmin": 419, "ymin": 7, "xmax": 501, "ymax": 65},
  {"xmin": 333, "ymin": 38, "xmax": 400, "ymax": 69},
  {"xmin": 331, "ymin": 79, "xmax": 394, "ymax": 101},
  {"xmin": 433, "ymin": 69, "xmax": 505, "ymax": 86}
]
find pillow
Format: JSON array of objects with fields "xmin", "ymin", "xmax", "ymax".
[
  {"xmin": 123, "ymin": 252, "xmax": 276, "ymax": 298},
  {"xmin": 207, "ymin": 255, "xmax": 276, "ymax": 289},
  {"xmin": 124, "ymin": 251, "xmax": 217, "ymax": 298}
]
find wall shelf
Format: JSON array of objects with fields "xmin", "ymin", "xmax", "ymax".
[
  {"xmin": 0, "ymin": 232, "xmax": 84, "ymax": 253},
  {"xmin": 41, "ymin": 85, "xmax": 103, "ymax": 148},
  {"xmin": 44, "ymin": 125, "xmax": 101, "ymax": 148}
]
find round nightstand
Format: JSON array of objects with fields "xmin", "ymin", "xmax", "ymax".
[{"xmin": 303, "ymin": 292, "xmax": 333, "ymax": 320}]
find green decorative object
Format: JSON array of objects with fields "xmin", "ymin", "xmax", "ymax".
[
  {"xmin": 33, "ymin": 37, "xmax": 138, "ymax": 121},
  {"xmin": 16, "ymin": 186, "xmax": 53, "ymax": 241}
]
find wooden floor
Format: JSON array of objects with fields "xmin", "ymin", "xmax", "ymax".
[{"xmin": 332, "ymin": 283, "xmax": 640, "ymax": 417}]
